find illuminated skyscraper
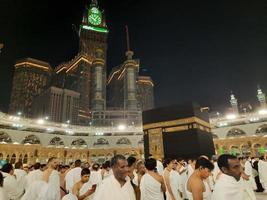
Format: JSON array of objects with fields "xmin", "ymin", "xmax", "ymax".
[{"xmin": 9, "ymin": 58, "xmax": 52, "ymax": 117}]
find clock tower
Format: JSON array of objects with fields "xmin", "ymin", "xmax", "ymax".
[{"xmin": 79, "ymin": 0, "xmax": 108, "ymax": 62}]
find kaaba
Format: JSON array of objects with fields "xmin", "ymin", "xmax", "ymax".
[{"xmin": 143, "ymin": 102, "xmax": 215, "ymax": 160}]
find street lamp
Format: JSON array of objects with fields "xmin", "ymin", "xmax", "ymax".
[{"xmin": 17, "ymin": 112, "xmax": 22, "ymax": 116}]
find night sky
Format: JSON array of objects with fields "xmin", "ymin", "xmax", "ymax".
[{"xmin": 1, "ymin": 0, "xmax": 267, "ymax": 113}]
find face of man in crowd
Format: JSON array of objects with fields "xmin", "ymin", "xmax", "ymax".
[
  {"xmin": 167, "ymin": 160, "xmax": 174, "ymax": 170},
  {"xmin": 113, "ymin": 159, "xmax": 128, "ymax": 182},
  {"xmin": 137, "ymin": 163, "xmax": 146, "ymax": 175},
  {"xmin": 50, "ymin": 159, "xmax": 59, "ymax": 170},
  {"xmin": 223, "ymin": 158, "xmax": 242, "ymax": 181},
  {"xmin": 81, "ymin": 174, "xmax": 90, "ymax": 183},
  {"xmin": 199, "ymin": 167, "xmax": 211, "ymax": 179}
]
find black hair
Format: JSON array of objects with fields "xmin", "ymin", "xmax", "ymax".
[
  {"xmin": 195, "ymin": 157, "xmax": 214, "ymax": 171},
  {"xmin": 75, "ymin": 159, "xmax": 82, "ymax": 167},
  {"xmin": 145, "ymin": 158, "xmax": 157, "ymax": 170},
  {"xmin": 0, "ymin": 172, "xmax": 3, "ymax": 187},
  {"xmin": 102, "ymin": 161, "xmax": 110, "ymax": 169},
  {"xmin": 111, "ymin": 154, "xmax": 126, "ymax": 167},
  {"xmin": 217, "ymin": 154, "xmax": 237, "ymax": 170},
  {"xmin": 47, "ymin": 157, "xmax": 57, "ymax": 164},
  {"xmin": 2, "ymin": 163, "xmax": 13, "ymax": 173},
  {"xmin": 163, "ymin": 158, "xmax": 173, "ymax": 168},
  {"xmin": 127, "ymin": 156, "xmax": 137, "ymax": 167},
  {"xmin": 40, "ymin": 164, "xmax": 46, "ymax": 168},
  {"xmin": 81, "ymin": 168, "xmax": 90, "ymax": 176},
  {"xmin": 33, "ymin": 162, "xmax": 41, "ymax": 170},
  {"xmin": 92, "ymin": 163, "xmax": 100, "ymax": 170},
  {"xmin": 14, "ymin": 161, "xmax": 23, "ymax": 169}
]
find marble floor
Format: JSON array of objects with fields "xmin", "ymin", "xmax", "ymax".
[{"xmin": 255, "ymin": 192, "xmax": 267, "ymax": 200}]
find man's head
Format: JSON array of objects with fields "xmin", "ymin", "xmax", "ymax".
[
  {"xmin": 218, "ymin": 154, "xmax": 241, "ymax": 181},
  {"xmin": 136, "ymin": 161, "xmax": 146, "ymax": 175},
  {"xmin": 74, "ymin": 159, "xmax": 82, "ymax": 167},
  {"xmin": 2, "ymin": 163, "xmax": 14, "ymax": 175},
  {"xmin": 80, "ymin": 168, "xmax": 90, "ymax": 183},
  {"xmin": 14, "ymin": 161, "xmax": 23, "ymax": 169},
  {"xmin": 92, "ymin": 163, "xmax": 100, "ymax": 171},
  {"xmin": 127, "ymin": 156, "xmax": 137, "ymax": 176},
  {"xmin": 47, "ymin": 157, "xmax": 59, "ymax": 170},
  {"xmin": 33, "ymin": 162, "xmax": 41, "ymax": 170},
  {"xmin": 195, "ymin": 157, "xmax": 214, "ymax": 179},
  {"xmin": 163, "ymin": 158, "xmax": 174, "ymax": 170},
  {"xmin": 111, "ymin": 154, "xmax": 128, "ymax": 182},
  {"xmin": 145, "ymin": 158, "xmax": 157, "ymax": 171}
]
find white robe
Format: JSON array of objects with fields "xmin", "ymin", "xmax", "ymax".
[
  {"xmin": 187, "ymin": 164, "xmax": 194, "ymax": 179},
  {"xmin": 77, "ymin": 181, "xmax": 95, "ymax": 200},
  {"xmin": 21, "ymin": 170, "xmax": 60, "ymax": 200},
  {"xmin": 93, "ymin": 175, "xmax": 135, "ymax": 200},
  {"xmin": 26, "ymin": 169, "xmax": 43, "ymax": 189},
  {"xmin": 240, "ymin": 178, "xmax": 256, "ymax": 200},
  {"xmin": 2, "ymin": 172, "xmax": 24, "ymax": 200},
  {"xmin": 0, "ymin": 187, "xmax": 8, "ymax": 200},
  {"xmin": 179, "ymin": 166, "xmax": 188, "ymax": 199},
  {"xmin": 258, "ymin": 160, "xmax": 267, "ymax": 190},
  {"xmin": 14, "ymin": 169, "xmax": 27, "ymax": 193},
  {"xmin": 88, "ymin": 170, "xmax": 102, "ymax": 186},
  {"xmin": 156, "ymin": 160, "xmax": 164, "ymax": 176},
  {"xmin": 62, "ymin": 193, "xmax": 78, "ymax": 200},
  {"xmin": 169, "ymin": 170, "xmax": 182, "ymax": 200},
  {"xmin": 65, "ymin": 167, "xmax": 82, "ymax": 193},
  {"xmin": 244, "ymin": 160, "xmax": 257, "ymax": 190},
  {"xmin": 212, "ymin": 162, "xmax": 220, "ymax": 182},
  {"xmin": 212, "ymin": 173, "xmax": 246, "ymax": 200},
  {"xmin": 140, "ymin": 173, "xmax": 164, "ymax": 200}
]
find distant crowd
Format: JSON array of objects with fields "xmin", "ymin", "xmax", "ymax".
[{"xmin": 0, "ymin": 154, "xmax": 266, "ymax": 200}]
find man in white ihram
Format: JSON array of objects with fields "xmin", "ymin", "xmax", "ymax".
[
  {"xmin": 21, "ymin": 157, "xmax": 60, "ymax": 200},
  {"xmin": 65, "ymin": 159, "xmax": 82, "ymax": 193},
  {"xmin": 93, "ymin": 154, "xmax": 136, "ymax": 200},
  {"xmin": 212, "ymin": 154, "xmax": 254, "ymax": 200},
  {"xmin": 258, "ymin": 156, "xmax": 267, "ymax": 192}
]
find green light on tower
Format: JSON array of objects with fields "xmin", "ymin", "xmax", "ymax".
[
  {"xmin": 82, "ymin": 25, "xmax": 108, "ymax": 33},
  {"xmin": 88, "ymin": 7, "xmax": 102, "ymax": 26}
]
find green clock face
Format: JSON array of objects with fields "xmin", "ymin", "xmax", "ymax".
[{"xmin": 88, "ymin": 7, "xmax": 102, "ymax": 26}]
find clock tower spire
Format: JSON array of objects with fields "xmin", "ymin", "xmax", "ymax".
[{"xmin": 79, "ymin": 0, "xmax": 108, "ymax": 60}]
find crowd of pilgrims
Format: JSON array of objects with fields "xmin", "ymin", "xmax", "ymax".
[{"xmin": 0, "ymin": 154, "xmax": 267, "ymax": 200}]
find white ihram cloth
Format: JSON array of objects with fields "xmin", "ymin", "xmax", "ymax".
[
  {"xmin": 79, "ymin": 180, "xmax": 94, "ymax": 200},
  {"xmin": 14, "ymin": 169, "xmax": 27, "ymax": 192},
  {"xmin": 244, "ymin": 160, "xmax": 257, "ymax": 190},
  {"xmin": 2, "ymin": 172, "xmax": 24, "ymax": 200},
  {"xmin": 0, "ymin": 187, "xmax": 9, "ymax": 200},
  {"xmin": 179, "ymin": 166, "xmax": 188, "ymax": 199},
  {"xmin": 65, "ymin": 167, "xmax": 82, "ymax": 193},
  {"xmin": 212, "ymin": 173, "xmax": 246, "ymax": 200},
  {"xmin": 258, "ymin": 160, "xmax": 267, "ymax": 190},
  {"xmin": 169, "ymin": 170, "xmax": 182, "ymax": 200},
  {"xmin": 62, "ymin": 193, "xmax": 78, "ymax": 200},
  {"xmin": 26, "ymin": 169, "xmax": 43, "ymax": 190},
  {"xmin": 187, "ymin": 165, "xmax": 194, "ymax": 179},
  {"xmin": 93, "ymin": 175, "xmax": 135, "ymax": 200},
  {"xmin": 21, "ymin": 170, "xmax": 60, "ymax": 200},
  {"xmin": 88, "ymin": 170, "xmax": 102, "ymax": 186},
  {"xmin": 240, "ymin": 178, "xmax": 256, "ymax": 200},
  {"xmin": 140, "ymin": 173, "xmax": 164, "ymax": 200},
  {"xmin": 212, "ymin": 162, "xmax": 220, "ymax": 182},
  {"xmin": 185, "ymin": 180, "xmax": 212, "ymax": 200},
  {"xmin": 156, "ymin": 160, "xmax": 164, "ymax": 175}
]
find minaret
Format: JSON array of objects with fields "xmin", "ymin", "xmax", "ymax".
[
  {"xmin": 92, "ymin": 48, "xmax": 106, "ymax": 110},
  {"xmin": 124, "ymin": 26, "xmax": 138, "ymax": 110},
  {"xmin": 257, "ymin": 85, "xmax": 266, "ymax": 108},
  {"xmin": 230, "ymin": 92, "xmax": 239, "ymax": 115}
]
